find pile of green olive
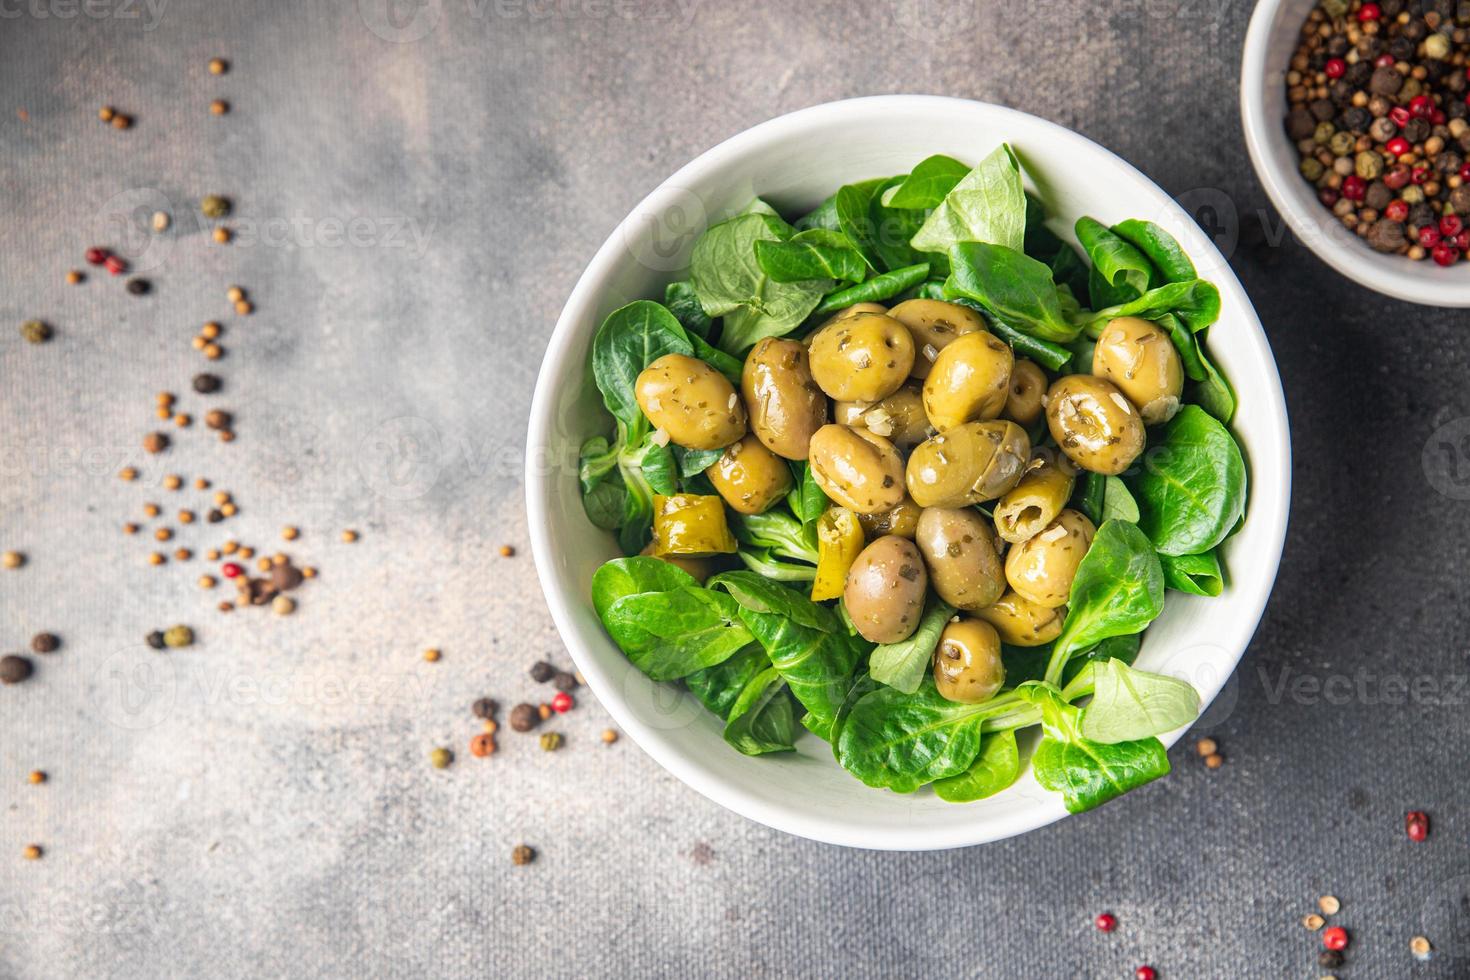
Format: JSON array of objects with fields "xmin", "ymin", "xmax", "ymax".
[{"xmin": 632, "ymin": 298, "xmax": 1184, "ymax": 706}]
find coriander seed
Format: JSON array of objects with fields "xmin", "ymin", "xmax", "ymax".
[{"xmin": 30, "ymin": 633, "xmax": 58, "ymax": 654}]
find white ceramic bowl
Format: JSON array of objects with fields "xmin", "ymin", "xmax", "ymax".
[
  {"xmin": 1243, "ymin": 0, "xmax": 1470, "ymax": 306},
  {"xmin": 527, "ymin": 96, "xmax": 1291, "ymax": 850}
]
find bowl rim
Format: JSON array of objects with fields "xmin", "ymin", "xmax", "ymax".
[
  {"xmin": 1241, "ymin": 0, "xmax": 1470, "ymax": 307},
  {"xmin": 526, "ymin": 94, "xmax": 1291, "ymax": 849}
]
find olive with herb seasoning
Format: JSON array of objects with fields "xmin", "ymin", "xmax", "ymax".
[
  {"xmin": 807, "ymin": 313, "xmax": 915, "ymax": 403},
  {"xmin": 635, "ymin": 354, "xmax": 745, "ymax": 451},
  {"xmin": 843, "ymin": 535, "xmax": 928, "ymax": 644}
]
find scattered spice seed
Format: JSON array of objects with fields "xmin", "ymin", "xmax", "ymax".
[
  {"xmin": 66, "ymin": 270, "xmax": 83, "ymax": 285},
  {"xmin": 539, "ymin": 732, "xmax": 563, "ymax": 751},
  {"xmin": 162, "ymin": 474, "xmax": 181, "ymax": 491},
  {"xmin": 340, "ymin": 529, "xmax": 358, "ymax": 543},
  {"xmin": 469, "ymin": 734, "xmax": 496, "ymax": 757},
  {"xmin": 472, "ymin": 697, "xmax": 498, "ymax": 719},
  {"xmin": 147, "ymin": 552, "xmax": 165, "ymax": 565},
  {"xmin": 234, "ymin": 300, "xmax": 253, "ymax": 316},
  {"xmin": 237, "ymin": 546, "xmax": 253, "ymax": 559},
  {"xmin": 301, "ymin": 566, "xmax": 317, "ymax": 579},
  {"xmin": 154, "ymin": 528, "xmax": 172, "ymax": 542},
  {"xmin": 123, "ymin": 523, "xmax": 139, "ymax": 535},
  {"xmin": 271, "ymin": 595, "xmax": 295, "ymax": 616},
  {"xmin": 99, "ymin": 105, "xmax": 114, "ymax": 122},
  {"xmin": 22, "ymin": 845, "xmax": 42, "ymax": 861},
  {"xmin": 1134, "ymin": 967, "xmax": 1155, "ymax": 980},
  {"xmin": 143, "ymin": 432, "xmax": 169, "ymax": 454},
  {"xmin": 198, "ymin": 576, "xmax": 216, "ymax": 589},
  {"xmin": 208, "ymin": 57, "xmax": 228, "ymax": 74},
  {"xmin": 1204, "ymin": 752, "xmax": 1223, "ymax": 769},
  {"xmin": 483, "ymin": 719, "xmax": 499, "ymax": 734},
  {"xmin": 145, "ymin": 630, "xmax": 166, "ymax": 650},
  {"xmin": 30, "ymin": 633, "xmax": 59, "ymax": 654},
  {"xmin": 530, "ymin": 661, "xmax": 555, "ymax": 683},
  {"xmin": 203, "ymin": 343, "xmax": 223, "ymax": 360},
  {"xmin": 104, "ymin": 254, "xmax": 126, "ymax": 276},
  {"xmin": 179, "ymin": 510, "xmax": 195, "ymax": 524},
  {"xmin": 551, "ymin": 691, "xmax": 574, "ymax": 714},
  {"xmin": 205, "ymin": 549, "xmax": 220, "ymax": 560},
  {"xmin": 155, "ymin": 406, "xmax": 171, "ymax": 420},
  {"xmin": 282, "ymin": 526, "xmax": 299, "ymax": 541},
  {"xmin": 163, "ymin": 625, "xmax": 194, "ymax": 648},
  {"xmin": 226, "ymin": 286, "xmax": 244, "ymax": 303},
  {"xmin": 1407, "ymin": 810, "xmax": 1430, "ymax": 841},
  {"xmin": 143, "ymin": 503, "xmax": 160, "ymax": 517},
  {"xmin": 174, "ymin": 414, "xmax": 191, "ymax": 428},
  {"xmin": 125, "ymin": 278, "xmax": 150, "ymax": 296},
  {"xmin": 210, "ymin": 99, "xmax": 229, "ymax": 116},
  {"xmin": 200, "ymin": 195, "xmax": 231, "ymax": 219},
  {"xmin": 1094, "ymin": 912, "xmax": 1117, "ymax": 932},
  {"xmin": 194, "ymin": 478, "xmax": 209, "ymax": 490},
  {"xmin": 1319, "ymin": 949, "xmax": 1344, "ymax": 969},
  {"xmin": 2, "ymin": 551, "xmax": 24, "ymax": 569},
  {"xmin": 193, "ymin": 373, "xmax": 221, "ymax": 394},
  {"xmin": 499, "ymin": 544, "xmax": 515, "ymax": 557},
  {"xmin": 27, "ymin": 770, "xmax": 45, "ymax": 784},
  {"xmin": 220, "ymin": 502, "xmax": 237, "ymax": 516},
  {"xmin": 537, "ymin": 703, "xmax": 552, "ymax": 720},
  {"xmin": 218, "ymin": 430, "xmax": 235, "ymax": 443},
  {"xmin": 1195, "ymin": 737, "xmax": 1217, "ymax": 757},
  {"xmin": 509, "ymin": 703, "xmax": 539, "ymax": 732},
  {"xmin": 111, "ymin": 114, "xmax": 131, "ymax": 130},
  {"xmin": 511, "ymin": 844, "xmax": 535, "ymax": 866},
  {"xmin": 213, "ymin": 227, "xmax": 231, "ymax": 244},
  {"xmin": 1303, "ymin": 914, "xmax": 1326, "ymax": 931},
  {"xmin": 20, "ymin": 320, "xmax": 51, "ymax": 344},
  {"xmin": 1411, "ymin": 935, "xmax": 1433, "ymax": 961},
  {"xmin": 0, "ymin": 655, "xmax": 33, "ymax": 684},
  {"xmin": 151, "ymin": 211, "xmax": 170, "ymax": 232},
  {"xmin": 85, "ymin": 247, "xmax": 107, "ymax": 265},
  {"xmin": 1319, "ymin": 895, "xmax": 1341, "ymax": 916},
  {"xmin": 174, "ymin": 548, "xmax": 192, "ymax": 561},
  {"xmin": 429, "ymin": 747, "xmax": 452, "ymax": 769},
  {"xmin": 1322, "ymin": 926, "xmax": 1349, "ymax": 951},
  {"xmin": 422, "ymin": 648, "xmax": 441, "ymax": 663},
  {"xmin": 119, "ymin": 467, "xmax": 138, "ymax": 481},
  {"xmin": 552, "ymin": 671, "xmax": 578, "ymax": 692},
  {"xmin": 255, "ymin": 557, "xmax": 271, "ymax": 573},
  {"xmin": 601, "ymin": 729, "xmax": 618, "ymax": 745},
  {"xmin": 202, "ymin": 322, "xmax": 222, "ymax": 340}
]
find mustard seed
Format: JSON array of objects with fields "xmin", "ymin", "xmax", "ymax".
[
  {"xmin": 142, "ymin": 503, "xmax": 160, "ymax": 517},
  {"xmin": 99, "ymin": 106, "xmax": 115, "ymax": 122},
  {"xmin": 66, "ymin": 270, "xmax": 83, "ymax": 285},
  {"xmin": 213, "ymin": 227, "xmax": 231, "ymax": 243},
  {"xmin": 200, "ymin": 195, "xmax": 230, "ymax": 219},
  {"xmin": 226, "ymin": 286, "xmax": 244, "ymax": 303},
  {"xmin": 511, "ymin": 844, "xmax": 535, "ymax": 866},
  {"xmin": 203, "ymin": 343, "xmax": 223, "ymax": 360},
  {"xmin": 429, "ymin": 747, "xmax": 453, "ymax": 769},
  {"xmin": 119, "ymin": 467, "xmax": 138, "ymax": 481},
  {"xmin": 422, "ymin": 648, "xmax": 441, "ymax": 663},
  {"xmin": 341, "ymin": 529, "xmax": 358, "ymax": 543},
  {"xmin": 234, "ymin": 300, "xmax": 253, "ymax": 315},
  {"xmin": 201, "ymin": 322, "xmax": 221, "ymax": 340},
  {"xmin": 208, "ymin": 57, "xmax": 228, "ymax": 74},
  {"xmin": 123, "ymin": 523, "xmax": 139, "ymax": 535},
  {"xmin": 162, "ymin": 474, "xmax": 181, "ymax": 491},
  {"xmin": 499, "ymin": 544, "xmax": 515, "ymax": 557},
  {"xmin": 198, "ymin": 575, "xmax": 216, "ymax": 589},
  {"xmin": 111, "ymin": 114, "xmax": 131, "ymax": 130},
  {"xmin": 2, "ymin": 551, "xmax": 24, "ymax": 569},
  {"xmin": 601, "ymin": 729, "xmax": 618, "ymax": 744},
  {"xmin": 210, "ymin": 99, "xmax": 229, "ymax": 116},
  {"xmin": 27, "ymin": 770, "xmax": 45, "ymax": 785},
  {"xmin": 20, "ymin": 320, "xmax": 51, "ymax": 344},
  {"xmin": 174, "ymin": 548, "xmax": 192, "ymax": 561},
  {"xmin": 22, "ymin": 845, "xmax": 42, "ymax": 861},
  {"xmin": 143, "ymin": 432, "xmax": 169, "ymax": 454},
  {"xmin": 1204, "ymin": 753, "xmax": 1223, "ymax": 770},
  {"xmin": 179, "ymin": 510, "xmax": 195, "ymax": 524},
  {"xmin": 174, "ymin": 414, "xmax": 191, "ymax": 428},
  {"xmin": 281, "ymin": 526, "xmax": 299, "ymax": 541},
  {"xmin": 1195, "ymin": 737, "xmax": 1217, "ymax": 757}
]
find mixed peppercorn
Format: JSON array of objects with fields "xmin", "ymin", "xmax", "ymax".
[{"xmin": 1287, "ymin": 0, "xmax": 1470, "ymax": 264}]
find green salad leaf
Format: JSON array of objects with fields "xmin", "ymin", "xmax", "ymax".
[
  {"xmin": 887, "ymin": 154, "xmax": 971, "ymax": 210},
  {"xmin": 602, "ymin": 585, "xmax": 752, "ymax": 680},
  {"xmin": 933, "ymin": 728, "xmax": 1021, "ymax": 803},
  {"xmin": 1112, "ymin": 218, "xmax": 1197, "ymax": 283},
  {"xmin": 664, "ymin": 280, "xmax": 713, "ymax": 338},
  {"xmin": 755, "ymin": 232, "xmax": 868, "ymax": 284},
  {"xmin": 1159, "ymin": 549, "xmax": 1224, "ymax": 596},
  {"xmin": 1020, "ymin": 682, "xmax": 1171, "ymax": 813},
  {"xmin": 685, "ymin": 645, "xmax": 770, "ymax": 720},
  {"xmin": 592, "ymin": 301, "xmax": 692, "ymax": 437},
  {"xmin": 912, "ymin": 145, "xmax": 1026, "ymax": 256},
  {"xmin": 945, "ymin": 242, "xmax": 1078, "ymax": 343},
  {"xmin": 868, "ymin": 596, "xmax": 955, "ymax": 694},
  {"xmin": 1046, "ymin": 520, "xmax": 1164, "ymax": 684},
  {"xmin": 835, "ymin": 677, "xmax": 994, "ymax": 792},
  {"xmin": 1101, "ymin": 475, "xmax": 1140, "ymax": 524},
  {"xmin": 1133, "ymin": 405, "xmax": 1247, "ymax": 557},
  {"xmin": 1076, "ymin": 216, "xmax": 1153, "ymax": 309},
  {"xmin": 722, "ymin": 667, "xmax": 797, "ymax": 755},
  {"xmin": 813, "ymin": 263, "xmax": 930, "ymax": 315},
  {"xmin": 1080, "ymin": 658, "xmax": 1200, "ymax": 744}
]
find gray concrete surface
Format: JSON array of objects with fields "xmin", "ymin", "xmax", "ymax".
[{"xmin": 2, "ymin": 0, "xmax": 1470, "ymax": 976}]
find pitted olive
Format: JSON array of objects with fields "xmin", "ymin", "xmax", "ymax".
[
  {"xmin": 807, "ymin": 424, "xmax": 906, "ymax": 514},
  {"xmin": 933, "ymin": 618, "xmax": 1005, "ymax": 704},
  {"xmin": 904, "ymin": 420, "xmax": 1030, "ymax": 508},
  {"xmin": 993, "ymin": 449, "xmax": 1075, "ymax": 544},
  {"xmin": 914, "ymin": 507, "xmax": 1006, "ymax": 613},
  {"xmin": 1045, "ymin": 374, "xmax": 1146, "ymax": 476},
  {"xmin": 634, "ymin": 353, "xmax": 746, "ymax": 451},
  {"xmin": 976, "ymin": 590, "xmax": 1066, "ymax": 647},
  {"xmin": 922, "ymin": 330, "xmax": 1014, "ymax": 431},
  {"xmin": 1004, "ymin": 358, "xmax": 1047, "ymax": 426},
  {"xmin": 835, "ymin": 385, "xmax": 930, "ymax": 453},
  {"xmin": 742, "ymin": 338, "xmax": 827, "ymax": 460},
  {"xmin": 1003, "ymin": 509, "xmax": 1096, "ymax": 608},
  {"xmin": 843, "ymin": 535, "xmax": 928, "ymax": 644},
  {"xmin": 1092, "ymin": 316, "xmax": 1184, "ymax": 425},
  {"xmin": 707, "ymin": 433, "xmax": 793, "ymax": 515},
  {"xmin": 887, "ymin": 298, "xmax": 985, "ymax": 379},
  {"xmin": 807, "ymin": 313, "xmax": 916, "ymax": 402},
  {"xmin": 856, "ymin": 496, "xmax": 923, "ymax": 540}
]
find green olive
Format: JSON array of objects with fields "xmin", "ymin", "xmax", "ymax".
[
  {"xmin": 1004, "ymin": 358, "xmax": 1047, "ymax": 426},
  {"xmin": 742, "ymin": 338, "xmax": 828, "ymax": 460},
  {"xmin": 635, "ymin": 353, "xmax": 746, "ymax": 451},
  {"xmin": 807, "ymin": 312, "xmax": 916, "ymax": 402},
  {"xmin": 887, "ymin": 298, "xmax": 985, "ymax": 379},
  {"xmin": 807, "ymin": 424, "xmax": 906, "ymax": 514},
  {"xmin": 933, "ymin": 618, "xmax": 1005, "ymax": 704},
  {"xmin": 856, "ymin": 497, "xmax": 923, "ymax": 539},
  {"xmin": 976, "ymin": 590, "xmax": 1066, "ymax": 647},
  {"xmin": 639, "ymin": 542, "xmax": 719, "ymax": 583},
  {"xmin": 905, "ymin": 420, "xmax": 1030, "ymax": 508},
  {"xmin": 650, "ymin": 493, "xmax": 738, "ymax": 558},
  {"xmin": 1003, "ymin": 508, "xmax": 1096, "ymax": 608},
  {"xmin": 843, "ymin": 535, "xmax": 928, "ymax": 644},
  {"xmin": 992, "ymin": 449, "xmax": 1075, "ymax": 545},
  {"xmin": 922, "ymin": 330, "xmax": 1014, "ymax": 431},
  {"xmin": 1092, "ymin": 316, "xmax": 1184, "ymax": 425},
  {"xmin": 1045, "ymin": 374, "xmax": 1146, "ymax": 476},
  {"xmin": 834, "ymin": 385, "xmax": 930, "ymax": 453},
  {"xmin": 915, "ymin": 507, "xmax": 1005, "ymax": 613},
  {"xmin": 706, "ymin": 433, "xmax": 793, "ymax": 515}
]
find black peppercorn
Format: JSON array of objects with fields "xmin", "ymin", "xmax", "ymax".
[
  {"xmin": 1340, "ymin": 106, "xmax": 1372, "ymax": 133},
  {"xmin": 472, "ymin": 697, "xmax": 498, "ymax": 720},
  {"xmin": 529, "ymin": 661, "xmax": 555, "ymax": 683},
  {"xmin": 145, "ymin": 630, "xmax": 166, "ymax": 650},
  {"xmin": 1345, "ymin": 61, "xmax": 1372, "ymax": 87},
  {"xmin": 1403, "ymin": 118, "xmax": 1432, "ymax": 143},
  {"xmin": 1410, "ymin": 202, "xmax": 1439, "ymax": 229},
  {"xmin": 552, "ymin": 671, "xmax": 579, "ymax": 692},
  {"xmin": 192, "ymin": 373, "xmax": 222, "ymax": 394},
  {"xmin": 0, "ymin": 655, "xmax": 32, "ymax": 685},
  {"xmin": 1318, "ymin": 950, "xmax": 1345, "ymax": 969},
  {"xmin": 125, "ymin": 278, "xmax": 150, "ymax": 295},
  {"xmin": 207, "ymin": 509, "xmax": 224, "ymax": 523},
  {"xmin": 1389, "ymin": 37, "xmax": 1416, "ymax": 61},
  {"xmin": 509, "ymin": 703, "xmax": 540, "ymax": 732},
  {"xmin": 29, "ymin": 633, "xmax": 59, "ymax": 654}
]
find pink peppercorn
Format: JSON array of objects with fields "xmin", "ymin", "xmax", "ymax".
[
  {"xmin": 1135, "ymin": 967, "xmax": 1157, "ymax": 980},
  {"xmin": 1358, "ymin": 2, "xmax": 1381, "ymax": 20},
  {"xmin": 221, "ymin": 562, "xmax": 243, "ymax": 578},
  {"xmin": 1407, "ymin": 810, "xmax": 1430, "ymax": 841},
  {"xmin": 1390, "ymin": 105, "xmax": 1411, "ymax": 126},
  {"xmin": 1325, "ymin": 58, "xmax": 1346, "ymax": 79},
  {"xmin": 1432, "ymin": 244, "xmax": 1460, "ymax": 267},
  {"xmin": 1095, "ymin": 912, "xmax": 1117, "ymax": 933},
  {"xmin": 104, "ymin": 254, "xmax": 126, "ymax": 276},
  {"xmin": 1322, "ymin": 926, "xmax": 1349, "ymax": 951},
  {"xmin": 1341, "ymin": 176, "xmax": 1367, "ymax": 201},
  {"xmin": 1441, "ymin": 215, "xmax": 1463, "ymax": 238},
  {"xmin": 551, "ymin": 691, "xmax": 574, "ymax": 713},
  {"xmin": 1385, "ymin": 200, "xmax": 1409, "ymax": 222},
  {"xmin": 1419, "ymin": 226, "xmax": 1442, "ymax": 248},
  {"xmin": 1386, "ymin": 136, "xmax": 1411, "ymax": 157}
]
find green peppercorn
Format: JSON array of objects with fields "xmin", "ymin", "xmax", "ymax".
[
  {"xmin": 1355, "ymin": 151, "xmax": 1384, "ymax": 180},
  {"xmin": 1404, "ymin": 185, "xmax": 1427, "ymax": 205},
  {"xmin": 1426, "ymin": 32, "xmax": 1452, "ymax": 59},
  {"xmin": 1314, "ymin": 121, "xmax": 1336, "ymax": 145},
  {"xmin": 200, "ymin": 195, "xmax": 231, "ymax": 219},
  {"xmin": 429, "ymin": 747, "xmax": 453, "ymax": 769},
  {"xmin": 20, "ymin": 320, "xmax": 51, "ymax": 344},
  {"xmin": 162, "ymin": 625, "xmax": 194, "ymax": 648},
  {"xmin": 1330, "ymin": 131, "xmax": 1355, "ymax": 156},
  {"xmin": 1301, "ymin": 157, "xmax": 1326, "ymax": 181},
  {"xmin": 538, "ymin": 732, "xmax": 563, "ymax": 752},
  {"xmin": 1321, "ymin": 0, "xmax": 1348, "ymax": 15}
]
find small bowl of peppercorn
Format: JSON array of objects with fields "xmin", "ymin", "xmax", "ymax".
[{"xmin": 1243, "ymin": 0, "xmax": 1470, "ymax": 305}]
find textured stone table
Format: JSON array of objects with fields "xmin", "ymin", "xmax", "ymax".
[{"xmin": 3, "ymin": 1, "xmax": 1470, "ymax": 976}]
